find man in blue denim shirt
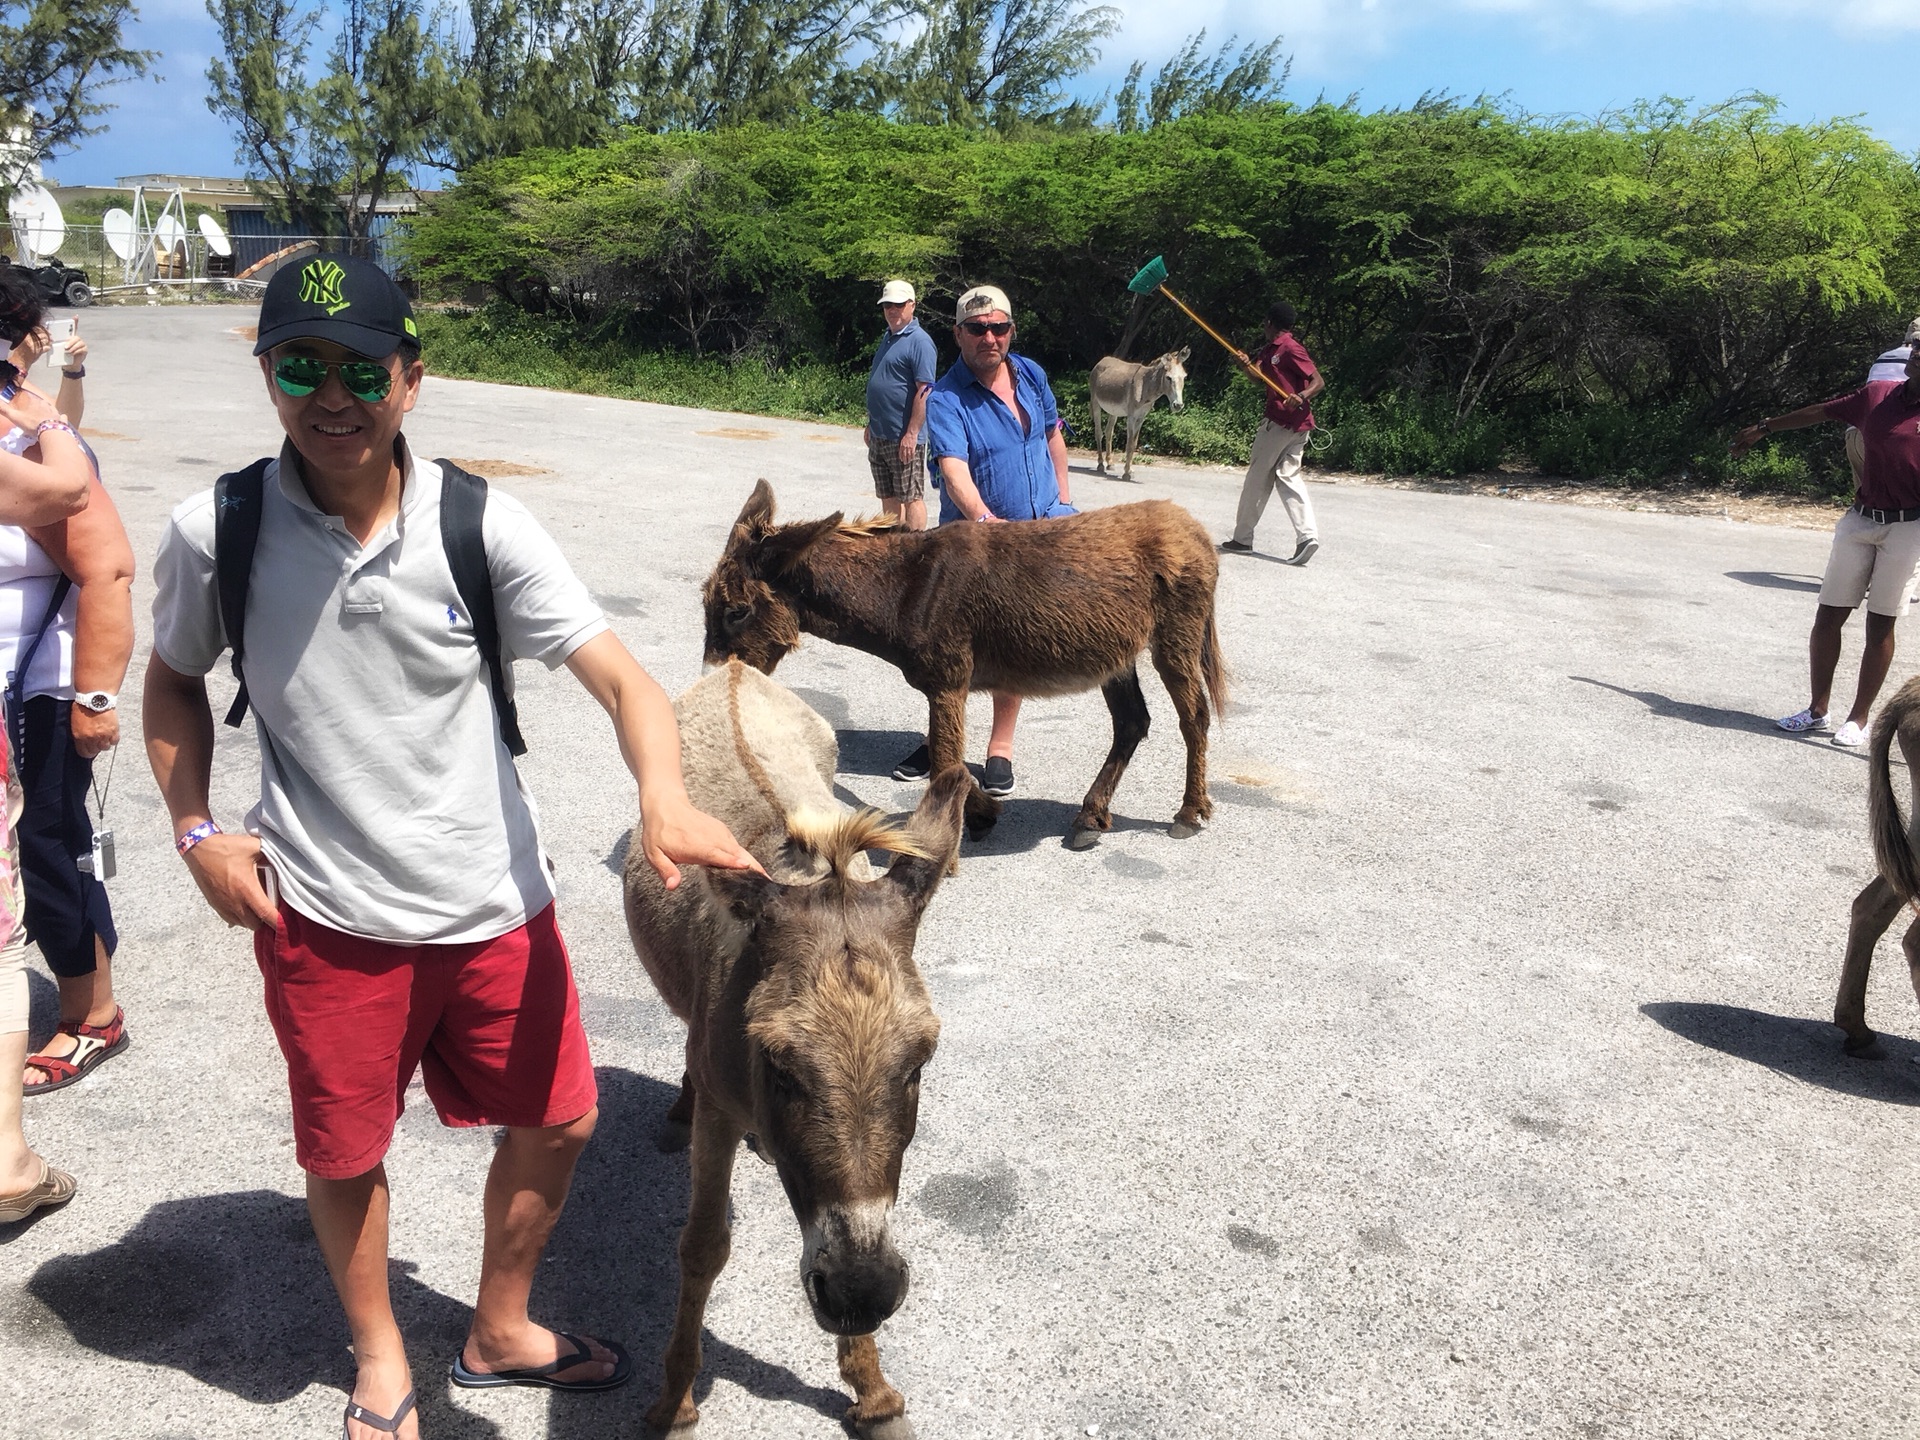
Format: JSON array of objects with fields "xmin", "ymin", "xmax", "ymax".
[{"xmin": 889, "ymin": 285, "xmax": 1075, "ymax": 798}]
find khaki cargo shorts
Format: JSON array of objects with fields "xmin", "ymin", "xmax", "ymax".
[{"xmin": 1819, "ymin": 505, "xmax": 1920, "ymax": 617}]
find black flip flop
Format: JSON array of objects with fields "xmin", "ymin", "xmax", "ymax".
[
  {"xmin": 449, "ymin": 1332, "xmax": 632, "ymax": 1392},
  {"xmin": 344, "ymin": 1387, "xmax": 416, "ymax": 1437}
]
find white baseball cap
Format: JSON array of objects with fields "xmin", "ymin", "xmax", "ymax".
[
  {"xmin": 879, "ymin": 279, "xmax": 915, "ymax": 305},
  {"xmin": 955, "ymin": 285, "xmax": 1013, "ymax": 323}
]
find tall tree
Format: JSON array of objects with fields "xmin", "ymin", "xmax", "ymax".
[
  {"xmin": 1112, "ymin": 30, "xmax": 1286, "ymax": 133},
  {"xmin": 0, "ymin": 0, "xmax": 153, "ymax": 190},
  {"xmin": 207, "ymin": 0, "xmax": 467, "ymax": 245},
  {"xmin": 880, "ymin": 0, "xmax": 1119, "ymax": 130}
]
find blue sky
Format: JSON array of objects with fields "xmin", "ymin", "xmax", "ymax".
[{"xmin": 51, "ymin": 0, "xmax": 1920, "ymax": 187}]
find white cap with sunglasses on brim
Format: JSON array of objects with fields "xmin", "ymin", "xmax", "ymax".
[
  {"xmin": 955, "ymin": 285, "xmax": 1013, "ymax": 324},
  {"xmin": 878, "ymin": 279, "xmax": 915, "ymax": 305}
]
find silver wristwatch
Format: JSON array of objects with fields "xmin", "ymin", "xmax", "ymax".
[{"xmin": 72, "ymin": 690, "xmax": 116, "ymax": 713}]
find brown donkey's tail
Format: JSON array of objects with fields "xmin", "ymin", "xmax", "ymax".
[
  {"xmin": 1202, "ymin": 609, "xmax": 1229, "ymax": 719},
  {"xmin": 1870, "ymin": 680, "xmax": 1920, "ymax": 900}
]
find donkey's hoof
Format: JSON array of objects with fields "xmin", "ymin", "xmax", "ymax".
[
  {"xmin": 1065, "ymin": 826, "xmax": 1102, "ymax": 851},
  {"xmin": 1842, "ymin": 1030, "xmax": 1885, "ymax": 1059},
  {"xmin": 850, "ymin": 1416, "xmax": 917, "ymax": 1440},
  {"xmin": 654, "ymin": 1118, "xmax": 692, "ymax": 1153},
  {"xmin": 1168, "ymin": 819, "xmax": 1203, "ymax": 840}
]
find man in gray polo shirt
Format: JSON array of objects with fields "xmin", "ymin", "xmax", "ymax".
[
  {"xmin": 143, "ymin": 256, "xmax": 758, "ymax": 1440},
  {"xmin": 864, "ymin": 279, "xmax": 937, "ymax": 530}
]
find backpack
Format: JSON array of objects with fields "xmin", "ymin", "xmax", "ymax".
[{"xmin": 212, "ymin": 456, "xmax": 527, "ymax": 757}]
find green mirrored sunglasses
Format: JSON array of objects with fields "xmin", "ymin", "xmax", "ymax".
[{"xmin": 273, "ymin": 355, "xmax": 394, "ymax": 402}]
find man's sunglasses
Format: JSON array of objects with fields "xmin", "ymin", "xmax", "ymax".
[
  {"xmin": 273, "ymin": 356, "xmax": 394, "ymax": 402},
  {"xmin": 960, "ymin": 320, "xmax": 1012, "ymax": 337}
]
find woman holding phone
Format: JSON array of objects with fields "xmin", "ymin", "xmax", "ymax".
[{"xmin": 0, "ymin": 267, "xmax": 95, "ymax": 1223}]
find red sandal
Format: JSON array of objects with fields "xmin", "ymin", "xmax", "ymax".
[{"xmin": 24, "ymin": 1006, "xmax": 129, "ymax": 1094}]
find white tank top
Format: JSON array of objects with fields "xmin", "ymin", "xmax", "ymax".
[{"xmin": 0, "ymin": 426, "xmax": 76, "ymax": 699}]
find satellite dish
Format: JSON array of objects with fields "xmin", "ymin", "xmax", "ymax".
[
  {"xmin": 154, "ymin": 213, "xmax": 187, "ymax": 252},
  {"xmin": 197, "ymin": 212, "xmax": 232, "ymax": 257},
  {"xmin": 9, "ymin": 186, "xmax": 65, "ymax": 258},
  {"xmin": 102, "ymin": 208, "xmax": 135, "ymax": 261}
]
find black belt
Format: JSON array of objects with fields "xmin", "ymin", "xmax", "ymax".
[{"xmin": 1854, "ymin": 502, "xmax": 1920, "ymax": 524}]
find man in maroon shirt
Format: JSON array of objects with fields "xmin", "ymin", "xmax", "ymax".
[
  {"xmin": 1731, "ymin": 345, "xmax": 1920, "ymax": 747},
  {"xmin": 1221, "ymin": 301, "xmax": 1326, "ymax": 565}
]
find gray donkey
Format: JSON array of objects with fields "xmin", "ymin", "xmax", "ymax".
[
  {"xmin": 1090, "ymin": 346, "xmax": 1189, "ymax": 481},
  {"xmin": 623, "ymin": 659, "xmax": 970, "ymax": 1438}
]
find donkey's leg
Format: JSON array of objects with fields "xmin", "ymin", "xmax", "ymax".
[
  {"xmin": 645, "ymin": 1096, "xmax": 745, "ymax": 1435},
  {"xmin": 1836, "ymin": 876, "xmax": 1902, "ymax": 1056},
  {"xmin": 1122, "ymin": 412, "xmax": 1141, "ymax": 482},
  {"xmin": 1150, "ymin": 615, "xmax": 1214, "ymax": 837},
  {"xmin": 656, "ymin": 1070, "xmax": 696, "ymax": 1153},
  {"xmin": 1093, "ymin": 404, "xmax": 1109, "ymax": 473},
  {"xmin": 837, "ymin": 1333, "xmax": 916, "ymax": 1439},
  {"xmin": 1068, "ymin": 666, "xmax": 1151, "ymax": 851},
  {"xmin": 928, "ymin": 686, "xmax": 999, "ymax": 843}
]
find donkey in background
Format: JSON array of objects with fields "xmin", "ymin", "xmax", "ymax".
[
  {"xmin": 624, "ymin": 661, "xmax": 970, "ymax": 1438},
  {"xmin": 1090, "ymin": 346, "xmax": 1189, "ymax": 481},
  {"xmin": 703, "ymin": 480, "xmax": 1226, "ymax": 849}
]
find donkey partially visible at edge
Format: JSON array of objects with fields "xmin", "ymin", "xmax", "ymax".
[
  {"xmin": 624, "ymin": 661, "xmax": 970, "ymax": 1438},
  {"xmin": 1090, "ymin": 347, "xmax": 1189, "ymax": 481},
  {"xmin": 702, "ymin": 480, "xmax": 1226, "ymax": 849},
  {"xmin": 1835, "ymin": 677, "xmax": 1920, "ymax": 1057}
]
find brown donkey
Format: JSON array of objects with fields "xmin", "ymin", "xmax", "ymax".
[
  {"xmin": 702, "ymin": 479, "xmax": 1227, "ymax": 848},
  {"xmin": 1836, "ymin": 676, "xmax": 1920, "ymax": 1056},
  {"xmin": 624, "ymin": 661, "xmax": 968, "ymax": 1438}
]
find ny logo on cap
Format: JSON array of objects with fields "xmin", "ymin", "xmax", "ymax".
[{"xmin": 300, "ymin": 259, "xmax": 350, "ymax": 317}]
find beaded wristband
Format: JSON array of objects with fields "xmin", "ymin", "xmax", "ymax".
[
  {"xmin": 175, "ymin": 820, "xmax": 223, "ymax": 856},
  {"xmin": 35, "ymin": 420, "xmax": 76, "ymax": 441}
]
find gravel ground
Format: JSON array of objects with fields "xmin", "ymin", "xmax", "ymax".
[{"xmin": 3, "ymin": 306, "xmax": 1917, "ymax": 1440}]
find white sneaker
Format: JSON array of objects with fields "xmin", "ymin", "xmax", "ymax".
[
  {"xmin": 1833, "ymin": 720, "xmax": 1868, "ymax": 748},
  {"xmin": 1776, "ymin": 707, "xmax": 1832, "ymax": 734}
]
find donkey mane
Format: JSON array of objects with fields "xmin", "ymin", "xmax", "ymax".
[
  {"xmin": 834, "ymin": 514, "xmax": 902, "ymax": 539},
  {"xmin": 786, "ymin": 807, "xmax": 934, "ymax": 875}
]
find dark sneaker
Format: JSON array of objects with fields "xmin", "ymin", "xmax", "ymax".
[
  {"xmin": 1283, "ymin": 537, "xmax": 1319, "ymax": 567},
  {"xmin": 891, "ymin": 742, "xmax": 931, "ymax": 781},
  {"xmin": 1218, "ymin": 538, "xmax": 1253, "ymax": 553},
  {"xmin": 981, "ymin": 756, "xmax": 1015, "ymax": 798}
]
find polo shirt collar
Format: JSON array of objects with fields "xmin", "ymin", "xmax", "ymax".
[
  {"xmin": 886, "ymin": 318, "xmax": 922, "ymax": 340},
  {"xmin": 275, "ymin": 435, "xmax": 423, "ymax": 520}
]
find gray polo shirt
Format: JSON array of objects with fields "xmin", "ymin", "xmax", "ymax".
[
  {"xmin": 865, "ymin": 319, "xmax": 938, "ymax": 442},
  {"xmin": 151, "ymin": 441, "xmax": 608, "ymax": 943}
]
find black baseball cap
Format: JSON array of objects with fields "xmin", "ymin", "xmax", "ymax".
[{"xmin": 253, "ymin": 253, "xmax": 419, "ymax": 359}]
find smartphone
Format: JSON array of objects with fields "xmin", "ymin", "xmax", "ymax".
[
  {"xmin": 46, "ymin": 317, "xmax": 74, "ymax": 371},
  {"xmin": 0, "ymin": 357, "xmax": 18, "ymax": 399},
  {"xmin": 256, "ymin": 859, "xmax": 279, "ymax": 908}
]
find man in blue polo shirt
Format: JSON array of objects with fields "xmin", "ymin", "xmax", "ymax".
[
  {"xmin": 864, "ymin": 279, "xmax": 937, "ymax": 530},
  {"xmin": 888, "ymin": 284, "xmax": 1075, "ymax": 797}
]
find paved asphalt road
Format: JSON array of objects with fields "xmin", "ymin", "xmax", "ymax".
[{"xmin": 3, "ymin": 306, "xmax": 1917, "ymax": 1440}]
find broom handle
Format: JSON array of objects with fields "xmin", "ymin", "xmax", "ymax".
[{"xmin": 1158, "ymin": 283, "xmax": 1299, "ymax": 404}]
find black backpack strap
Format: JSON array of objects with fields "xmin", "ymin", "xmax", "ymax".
[
  {"xmin": 6, "ymin": 573, "xmax": 72, "ymax": 762},
  {"xmin": 213, "ymin": 458, "xmax": 272, "ymax": 729},
  {"xmin": 438, "ymin": 459, "xmax": 526, "ymax": 757}
]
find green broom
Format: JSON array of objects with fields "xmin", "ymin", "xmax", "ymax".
[{"xmin": 1128, "ymin": 255, "xmax": 1297, "ymax": 403}]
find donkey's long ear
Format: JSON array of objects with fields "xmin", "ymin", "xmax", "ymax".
[
  {"xmin": 1176, "ymin": 345, "xmax": 1191, "ymax": 362},
  {"xmin": 758, "ymin": 513, "xmax": 844, "ymax": 576},
  {"xmin": 885, "ymin": 765, "xmax": 970, "ymax": 912},
  {"xmin": 732, "ymin": 480, "xmax": 776, "ymax": 539},
  {"xmin": 705, "ymin": 864, "xmax": 785, "ymax": 926}
]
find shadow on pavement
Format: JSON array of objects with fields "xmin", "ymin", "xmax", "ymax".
[
  {"xmin": 538, "ymin": 1066, "xmax": 848, "ymax": 1437},
  {"xmin": 1725, "ymin": 571, "xmax": 1821, "ymax": 593},
  {"xmin": 23, "ymin": 1187, "xmax": 506, "ymax": 1436},
  {"xmin": 1641, "ymin": 1002, "xmax": 1920, "ymax": 1106},
  {"xmin": 1570, "ymin": 677, "xmax": 1783, "ymax": 736},
  {"xmin": 965, "ymin": 797, "xmax": 1161, "ymax": 855},
  {"xmin": 836, "ymin": 727, "xmax": 927, "ymax": 778}
]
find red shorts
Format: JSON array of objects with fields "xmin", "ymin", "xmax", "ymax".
[{"xmin": 253, "ymin": 902, "xmax": 599, "ymax": 1179}]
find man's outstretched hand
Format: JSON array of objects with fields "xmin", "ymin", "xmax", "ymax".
[{"xmin": 641, "ymin": 793, "xmax": 765, "ymax": 889}]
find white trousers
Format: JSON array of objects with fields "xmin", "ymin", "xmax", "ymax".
[{"xmin": 1233, "ymin": 421, "xmax": 1316, "ymax": 546}]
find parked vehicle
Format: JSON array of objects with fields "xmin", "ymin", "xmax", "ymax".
[{"xmin": 6, "ymin": 259, "xmax": 92, "ymax": 307}]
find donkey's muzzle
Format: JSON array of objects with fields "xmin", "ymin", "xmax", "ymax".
[{"xmin": 803, "ymin": 1246, "xmax": 909, "ymax": 1335}]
